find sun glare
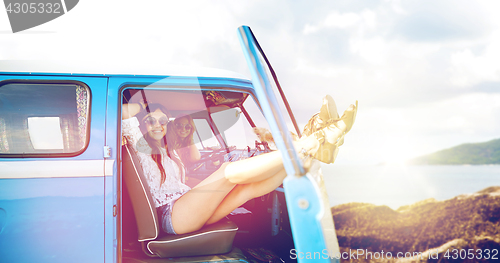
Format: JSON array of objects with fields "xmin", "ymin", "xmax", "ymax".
[
  {"xmin": 379, "ymin": 138, "xmax": 416, "ymax": 166},
  {"xmin": 384, "ymin": 154, "xmax": 410, "ymax": 165}
]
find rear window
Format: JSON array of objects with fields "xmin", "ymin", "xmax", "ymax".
[{"xmin": 0, "ymin": 82, "xmax": 90, "ymax": 157}]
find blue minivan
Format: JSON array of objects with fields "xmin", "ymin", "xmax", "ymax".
[{"xmin": 0, "ymin": 26, "xmax": 340, "ymax": 263}]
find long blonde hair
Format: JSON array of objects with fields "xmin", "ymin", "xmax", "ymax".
[
  {"xmin": 166, "ymin": 115, "xmax": 196, "ymax": 165},
  {"xmin": 171, "ymin": 114, "xmax": 196, "ymax": 149}
]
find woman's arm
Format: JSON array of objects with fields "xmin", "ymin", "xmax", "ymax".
[
  {"xmin": 122, "ymin": 102, "xmax": 144, "ymax": 120},
  {"xmin": 185, "ymin": 144, "xmax": 201, "ymax": 162},
  {"xmin": 177, "ymin": 143, "xmax": 201, "ymax": 164}
]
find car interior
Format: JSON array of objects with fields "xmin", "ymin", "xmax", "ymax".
[{"xmin": 120, "ymin": 88, "xmax": 296, "ymax": 262}]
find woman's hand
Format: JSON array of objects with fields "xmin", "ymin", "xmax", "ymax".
[
  {"xmin": 139, "ymin": 100, "xmax": 148, "ymax": 111},
  {"xmin": 122, "ymin": 103, "xmax": 142, "ymax": 120}
]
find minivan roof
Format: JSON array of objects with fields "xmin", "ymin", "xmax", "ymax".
[{"xmin": 0, "ymin": 60, "xmax": 251, "ymax": 80}]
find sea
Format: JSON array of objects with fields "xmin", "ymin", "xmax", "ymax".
[{"xmin": 322, "ymin": 164, "xmax": 500, "ymax": 210}]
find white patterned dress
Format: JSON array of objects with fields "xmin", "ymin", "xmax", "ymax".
[{"xmin": 122, "ymin": 117, "xmax": 191, "ymax": 234}]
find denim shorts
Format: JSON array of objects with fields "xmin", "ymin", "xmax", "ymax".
[{"xmin": 157, "ymin": 201, "xmax": 177, "ymax": 235}]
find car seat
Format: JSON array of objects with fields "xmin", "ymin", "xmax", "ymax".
[{"xmin": 121, "ymin": 144, "xmax": 238, "ymax": 258}]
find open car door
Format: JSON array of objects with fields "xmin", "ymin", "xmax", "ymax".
[{"xmin": 238, "ymin": 26, "xmax": 341, "ymax": 262}]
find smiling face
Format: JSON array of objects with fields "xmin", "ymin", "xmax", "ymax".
[
  {"xmin": 175, "ymin": 117, "xmax": 192, "ymax": 139},
  {"xmin": 143, "ymin": 109, "xmax": 169, "ymax": 143}
]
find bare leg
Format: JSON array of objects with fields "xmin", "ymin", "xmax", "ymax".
[
  {"xmin": 224, "ymin": 150, "xmax": 285, "ymax": 184},
  {"xmin": 171, "ymin": 149, "xmax": 293, "ymax": 234},
  {"xmin": 224, "ymin": 135, "xmax": 321, "ymax": 184},
  {"xmin": 206, "ymin": 169, "xmax": 287, "ymax": 225},
  {"xmin": 171, "ymin": 163, "xmax": 236, "ymax": 234},
  {"xmin": 171, "ymin": 152, "xmax": 289, "ymax": 234}
]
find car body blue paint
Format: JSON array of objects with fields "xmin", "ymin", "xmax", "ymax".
[{"xmin": 0, "ymin": 75, "xmax": 108, "ymax": 262}]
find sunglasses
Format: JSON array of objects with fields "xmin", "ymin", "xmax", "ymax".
[
  {"xmin": 144, "ymin": 116, "xmax": 169, "ymax": 126},
  {"xmin": 175, "ymin": 123, "xmax": 192, "ymax": 130}
]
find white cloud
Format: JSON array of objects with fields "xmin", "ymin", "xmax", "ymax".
[
  {"xmin": 388, "ymin": 0, "xmax": 408, "ymax": 15},
  {"xmin": 350, "ymin": 37, "xmax": 388, "ymax": 65},
  {"xmin": 448, "ymin": 33, "xmax": 500, "ymax": 86},
  {"xmin": 324, "ymin": 12, "xmax": 360, "ymax": 29},
  {"xmin": 302, "ymin": 24, "xmax": 319, "ymax": 35},
  {"xmin": 303, "ymin": 9, "xmax": 376, "ymax": 35}
]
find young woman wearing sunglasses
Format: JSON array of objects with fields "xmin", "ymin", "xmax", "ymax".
[{"xmin": 167, "ymin": 114, "xmax": 201, "ymax": 165}]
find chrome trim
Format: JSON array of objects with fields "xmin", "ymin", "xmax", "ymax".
[
  {"xmin": 0, "ymin": 160, "xmax": 114, "ymax": 178},
  {"xmin": 146, "ymin": 227, "xmax": 239, "ymax": 255}
]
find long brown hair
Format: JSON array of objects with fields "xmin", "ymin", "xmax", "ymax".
[{"xmin": 139, "ymin": 103, "xmax": 185, "ymax": 185}]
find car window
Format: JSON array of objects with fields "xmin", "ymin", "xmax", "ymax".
[
  {"xmin": 0, "ymin": 82, "xmax": 90, "ymax": 156},
  {"xmin": 121, "ymin": 87, "xmax": 275, "ymax": 186},
  {"xmin": 192, "ymin": 118, "xmax": 219, "ymax": 149},
  {"xmin": 211, "ymin": 107, "xmax": 253, "ymax": 149},
  {"xmin": 122, "ymin": 88, "xmax": 267, "ymax": 150}
]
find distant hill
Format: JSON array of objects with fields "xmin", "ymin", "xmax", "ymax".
[{"xmin": 407, "ymin": 138, "xmax": 500, "ymax": 165}]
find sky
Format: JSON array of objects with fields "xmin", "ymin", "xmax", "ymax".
[{"xmin": 1, "ymin": 0, "xmax": 499, "ymax": 165}]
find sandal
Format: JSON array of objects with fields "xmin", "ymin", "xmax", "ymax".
[
  {"xmin": 308, "ymin": 100, "xmax": 357, "ymax": 164},
  {"xmin": 303, "ymin": 95, "xmax": 340, "ymax": 137},
  {"xmin": 340, "ymin": 100, "xmax": 357, "ymax": 134},
  {"xmin": 311, "ymin": 126, "xmax": 343, "ymax": 164}
]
